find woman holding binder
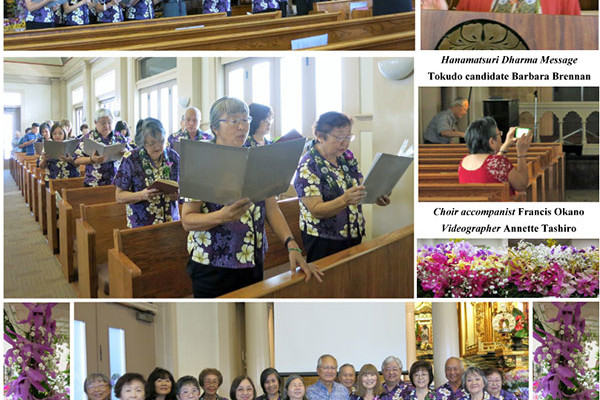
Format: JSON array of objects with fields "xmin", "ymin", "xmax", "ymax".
[
  {"xmin": 37, "ymin": 123, "xmax": 80, "ymax": 188},
  {"xmin": 93, "ymin": 0, "xmax": 124, "ymax": 23},
  {"xmin": 114, "ymin": 118, "xmax": 180, "ymax": 228},
  {"xmin": 293, "ymin": 112, "xmax": 391, "ymax": 262},
  {"xmin": 74, "ymin": 108, "xmax": 130, "ymax": 187},
  {"xmin": 182, "ymin": 97, "xmax": 322, "ymax": 298}
]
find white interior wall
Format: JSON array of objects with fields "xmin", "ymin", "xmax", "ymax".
[{"xmin": 4, "ymin": 81, "xmax": 53, "ymax": 129}]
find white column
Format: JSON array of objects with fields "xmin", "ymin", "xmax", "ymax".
[
  {"xmin": 405, "ymin": 303, "xmax": 416, "ymax": 372},
  {"xmin": 245, "ymin": 303, "xmax": 270, "ymax": 387},
  {"xmin": 581, "ymin": 121, "xmax": 587, "ymax": 145},
  {"xmin": 432, "ymin": 303, "xmax": 460, "ymax": 388},
  {"xmin": 83, "ymin": 60, "xmax": 93, "ymax": 125}
]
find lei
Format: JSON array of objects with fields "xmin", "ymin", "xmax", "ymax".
[
  {"xmin": 139, "ymin": 147, "xmax": 172, "ymax": 187},
  {"xmin": 309, "ymin": 141, "xmax": 358, "ymax": 198}
]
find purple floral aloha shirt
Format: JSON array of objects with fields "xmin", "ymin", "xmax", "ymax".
[
  {"xmin": 401, "ymin": 387, "xmax": 436, "ymax": 400},
  {"xmin": 381, "ymin": 382, "xmax": 411, "ymax": 400},
  {"xmin": 93, "ymin": 0, "xmax": 124, "ymax": 23},
  {"xmin": 38, "ymin": 157, "xmax": 81, "ymax": 182},
  {"xmin": 186, "ymin": 199, "xmax": 267, "ymax": 269},
  {"xmin": 126, "ymin": 0, "xmax": 154, "ymax": 20},
  {"xmin": 64, "ymin": 0, "xmax": 90, "ymax": 25},
  {"xmin": 252, "ymin": 0, "xmax": 279, "ymax": 12},
  {"xmin": 435, "ymin": 383, "xmax": 468, "ymax": 400},
  {"xmin": 73, "ymin": 130, "xmax": 130, "ymax": 187},
  {"xmin": 167, "ymin": 129, "xmax": 213, "ymax": 152},
  {"xmin": 243, "ymin": 135, "xmax": 272, "ymax": 148},
  {"xmin": 293, "ymin": 143, "xmax": 365, "ymax": 240},
  {"xmin": 202, "ymin": 0, "xmax": 230, "ymax": 13},
  {"xmin": 454, "ymin": 392, "xmax": 498, "ymax": 400},
  {"xmin": 113, "ymin": 147, "xmax": 180, "ymax": 228},
  {"xmin": 26, "ymin": 6, "xmax": 54, "ymax": 23}
]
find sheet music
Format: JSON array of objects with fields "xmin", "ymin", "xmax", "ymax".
[
  {"xmin": 179, "ymin": 138, "xmax": 306, "ymax": 204},
  {"xmin": 44, "ymin": 139, "xmax": 79, "ymax": 160},
  {"xmin": 360, "ymin": 152, "xmax": 414, "ymax": 204}
]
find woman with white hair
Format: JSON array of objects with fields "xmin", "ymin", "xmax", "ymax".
[
  {"xmin": 74, "ymin": 108, "xmax": 130, "ymax": 187},
  {"xmin": 182, "ymin": 96, "xmax": 323, "ymax": 298},
  {"xmin": 114, "ymin": 118, "xmax": 180, "ymax": 228}
]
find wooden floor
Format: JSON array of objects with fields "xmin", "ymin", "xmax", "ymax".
[{"xmin": 3, "ymin": 169, "xmax": 76, "ymax": 298}]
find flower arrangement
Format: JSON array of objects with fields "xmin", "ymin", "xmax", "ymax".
[
  {"xmin": 533, "ymin": 302, "xmax": 599, "ymax": 400},
  {"xmin": 3, "ymin": 303, "xmax": 69, "ymax": 400},
  {"xmin": 417, "ymin": 240, "xmax": 599, "ymax": 298},
  {"xmin": 504, "ymin": 369, "xmax": 529, "ymax": 400}
]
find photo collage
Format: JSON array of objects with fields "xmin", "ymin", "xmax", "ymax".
[{"xmin": 2, "ymin": 2, "xmax": 599, "ymax": 400}]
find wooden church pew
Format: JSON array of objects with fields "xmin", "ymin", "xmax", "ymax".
[
  {"xmin": 45, "ymin": 177, "xmax": 85, "ymax": 254},
  {"xmin": 5, "ymin": 12, "xmax": 283, "ymax": 50},
  {"xmin": 119, "ymin": 12, "xmax": 415, "ymax": 50},
  {"xmin": 419, "ymin": 182, "xmax": 513, "ymax": 202},
  {"xmin": 221, "ymin": 224, "xmax": 414, "ymax": 298},
  {"xmin": 58, "ymin": 185, "xmax": 116, "ymax": 281},
  {"xmin": 17, "ymin": 12, "xmax": 340, "ymax": 51}
]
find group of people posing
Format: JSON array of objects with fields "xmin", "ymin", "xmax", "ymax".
[
  {"xmin": 27, "ymin": 97, "xmax": 392, "ymax": 297},
  {"xmin": 423, "ymin": 97, "xmax": 533, "ymax": 196},
  {"xmin": 83, "ymin": 355, "xmax": 520, "ymax": 400}
]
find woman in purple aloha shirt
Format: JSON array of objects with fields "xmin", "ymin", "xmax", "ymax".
[
  {"xmin": 403, "ymin": 361, "xmax": 436, "ymax": 400},
  {"xmin": 182, "ymin": 97, "xmax": 322, "ymax": 298},
  {"xmin": 63, "ymin": 0, "xmax": 90, "ymax": 25},
  {"xmin": 245, "ymin": 103, "xmax": 273, "ymax": 148},
  {"xmin": 92, "ymin": 0, "xmax": 124, "ymax": 23},
  {"xmin": 114, "ymin": 118, "xmax": 180, "ymax": 229},
  {"xmin": 74, "ymin": 108, "xmax": 130, "ymax": 187},
  {"xmin": 202, "ymin": 0, "xmax": 230, "ymax": 14},
  {"xmin": 37, "ymin": 123, "xmax": 80, "ymax": 188},
  {"xmin": 483, "ymin": 369, "xmax": 516, "ymax": 400},
  {"xmin": 350, "ymin": 364, "xmax": 383, "ymax": 400},
  {"xmin": 23, "ymin": 0, "xmax": 56, "ymax": 29},
  {"xmin": 456, "ymin": 368, "xmax": 499, "ymax": 400},
  {"xmin": 251, "ymin": 0, "xmax": 281, "ymax": 14},
  {"xmin": 125, "ymin": 0, "xmax": 156, "ymax": 20},
  {"xmin": 293, "ymin": 111, "xmax": 391, "ymax": 262}
]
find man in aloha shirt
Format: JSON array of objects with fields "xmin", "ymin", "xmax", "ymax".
[
  {"xmin": 307, "ymin": 355, "xmax": 349, "ymax": 400},
  {"xmin": 435, "ymin": 358, "xmax": 467, "ymax": 400},
  {"xmin": 125, "ymin": 0, "xmax": 155, "ymax": 20},
  {"xmin": 380, "ymin": 356, "xmax": 411, "ymax": 400},
  {"xmin": 73, "ymin": 108, "xmax": 130, "ymax": 187},
  {"xmin": 168, "ymin": 106, "xmax": 212, "ymax": 151}
]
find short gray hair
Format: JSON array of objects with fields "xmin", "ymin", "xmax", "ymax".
[
  {"xmin": 209, "ymin": 97, "xmax": 249, "ymax": 133},
  {"xmin": 140, "ymin": 117, "xmax": 165, "ymax": 144},
  {"xmin": 185, "ymin": 106, "xmax": 201, "ymax": 119},
  {"xmin": 461, "ymin": 366, "xmax": 487, "ymax": 392},
  {"xmin": 84, "ymin": 373, "xmax": 111, "ymax": 394},
  {"xmin": 381, "ymin": 356, "xmax": 403, "ymax": 371},
  {"xmin": 94, "ymin": 108, "xmax": 114, "ymax": 122},
  {"xmin": 317, "ymin": 354, "xmax": 337, "ymax": 369},
  {"xmin": 452, "ymin": 98, "xmax": 468, "ymax": 108}
]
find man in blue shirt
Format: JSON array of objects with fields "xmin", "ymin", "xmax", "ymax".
[
  {"xmin": 307, "ymin": 355, "xmax": 349, "ymax": 400},
  {"xmin": 18, "ymin": 122, "xmax": 40, "ymax": 155}
]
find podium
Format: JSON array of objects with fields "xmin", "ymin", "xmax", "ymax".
[{"xmin": 421, "ymin": 10, "xmax": 598, "ymax": 50}]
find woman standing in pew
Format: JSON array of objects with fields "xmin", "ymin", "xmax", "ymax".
[
  {"xmin": 182, "ymin": 97, "xmax": 323, "ymax": 298},
  {"xmin": 125, "ymin": 0, "xmax": 157, "ymax": 20},
  {"xmin": 93, "ymin": 0, "xmax": 124, "ymax": 23},
  {"xmin": 23, "ymin": 0, "xmax": 57, "ymax": 29},
  {"xmin": 458, "ymin": 116, "xmax": 532, "ymax": 195},
  {"xmin": 245, "ymin": 103, "xmax": 274, "ymax": 147},
  {"xmin": 114, "ymin": 118, "xmax": 180, "ymax": 228},
  {"xmin": 62, "ymin": 0, "xmax": 91, "ymax": 25},
  {"xmin": 74, "ymin": 108, "xmax": 130, "ymax": 187},
  {"xmin": 203, "ymin": 0, "xmax": 231, "ymax": 15},
  {"xmin": 38, "ymin": 123, "xmax": 81, "ymax": 188},
  {"xmin": 293, "ymin": 112, "xmax": 391, "ymax": 263}
]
